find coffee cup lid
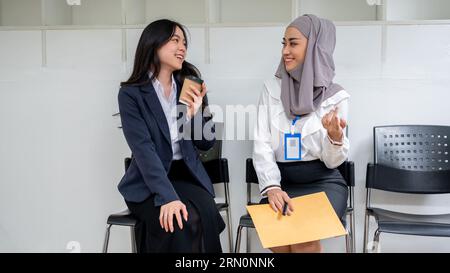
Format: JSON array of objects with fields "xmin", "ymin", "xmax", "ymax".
[{"xmin": 185, "ymin": 75, "xmax": 204, "ymax": 85}]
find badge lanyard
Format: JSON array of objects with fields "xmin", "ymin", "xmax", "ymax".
[{"xmin": 284, "ymin": 115, "xmax": 302, "ymax": 160}]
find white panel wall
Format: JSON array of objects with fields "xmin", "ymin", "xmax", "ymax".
[
  {"xmin": 0, "ymin": 31, "xmax": 42, "ymax": 68},
  {"xmin": 43, "ymin": 0, "xmax": 72, "ymax": 26},
  {"xmin": 145, "ymin": 0, "xmax": 206, "ymax": 24},
  {"xmin": 218, "ymin": 0, "xmax": 291, "ymax": 23},
  {"xmin": 208, "ymin": 27, "xmax": 283, "ymax": 79},
  {"xmin": 0, "ymin": 28, "xmax": 129, "ymax": 252},
  {"xmin": 0, "ymin": 0, "xmax": 41, "ymax": 26},
  {"xmin": 384, "ymin": 25, "xmax": 450, "ymax": 79},
  {"xmin": 334, "ymin": 26, "xmax": 383, "ymax": 79},
  {"xmin": 71, "ymin": 0, "xmax": 122, "ymax": 25},
  {"xmin": 1, "ymin": 22, "xmax": 450, "ymax": 252},
  {"xmin": 46, "ymin": 30, "xmax": 123, "ymax": 68},
  {"xmin": 387, "ymin": 0, "xmax": 450, "ymax": 21},
  {"xmin": 123, "ymin": 0, "xmax": 146, "ymax": 25},
  {"xmin": 299, "ymin": 0, "xmax": 377, "ymax": 21}
]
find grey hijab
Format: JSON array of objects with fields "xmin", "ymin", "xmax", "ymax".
[{"xmin": 276, "ymin": 14, "xmax": 343, "ymax": 118}]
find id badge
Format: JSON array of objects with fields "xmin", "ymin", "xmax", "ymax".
[{"xmin": 284, "ymin": 133, "xmax": 302, "ymax": 160}]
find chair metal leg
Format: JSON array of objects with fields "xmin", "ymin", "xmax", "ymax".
[
  {"xmin": 345, "ymin": 212, "xmax": 352, "ymax": 253},
  {"xmin": 225, "ymin": 209, "xmax": 234, "ymax": 253},
  {"xmin": 372, "ymin": 229, "xmax": 381, "ymax": 253},
  {"xmin": 363, "ymin": 210, "xmax": 370, "ymax": 253},
  {"xmin": 246, "ymin": 227, "xmax": 250, "ymax": 253},
  {"xmin": 235, "ymin": 225, "xmax": 243, "ymax": 253},
  {"xmin": 345, "ymin": 233, "xmax": 351, "ymax": 253},
  {"xmin": 350, "ymin": 211, "xmax": 356, "ymax": 253},
  {"xmin": 130, "ymin": 226, "xmax": 137, "ymax": 253},
  {"xmin": 102, "ymin": 224, "xmax": 112, "ymax": 253}
]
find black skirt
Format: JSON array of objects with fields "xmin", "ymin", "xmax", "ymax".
[
  {"xmin": 260, "ymin": 160, "xmax": 348, "ymax": 220},
  {"xmin": 125, "ymin": 160, "xmax": 225, "ymax": 253}
]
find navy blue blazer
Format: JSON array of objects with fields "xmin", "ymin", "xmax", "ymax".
[{"xmin": 117, "ymin": 80, "xmax": 215, "ymax": 206}]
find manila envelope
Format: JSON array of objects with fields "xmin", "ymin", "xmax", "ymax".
[{"xmin": 246, "ymin": 191, "xmax": 347, "ymax": 249}]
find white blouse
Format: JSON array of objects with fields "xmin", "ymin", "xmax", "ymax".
[
  {"xmin": 252, "ymin": 77, "xmax": 350, "ymax": 196},
  {"xmin": 150, "ymin": 73, "xmax": 182, "ymax": 160}
]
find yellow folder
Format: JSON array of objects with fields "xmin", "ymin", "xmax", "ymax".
[{"xmin": 246, "ymin": 191, "xmax": 347, "ymax": 249}]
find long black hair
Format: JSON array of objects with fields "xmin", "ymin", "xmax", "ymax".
[{"xmin": 121, "ymin": 19, "xmax": 201, "ymax": 88}]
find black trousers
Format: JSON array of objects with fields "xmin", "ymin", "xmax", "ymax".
[{"xmin": 125, "ymin": 160, "xmax": 225, "ymax": 253}]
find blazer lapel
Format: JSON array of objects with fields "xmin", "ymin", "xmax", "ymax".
[{"xmin": 141, "ymin": 82, "xmax": 171, "ymax": 145}]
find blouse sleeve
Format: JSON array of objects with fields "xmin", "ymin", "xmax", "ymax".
[
  {"xmin": 319, "ymin": 98, "xmax": 350, "ymax": 169},
  {"xmin": 252, "ymin": 86, "xmax": 282, "ymax": 196}
]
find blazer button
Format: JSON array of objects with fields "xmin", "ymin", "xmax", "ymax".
[{"xmin": 185, "ymin": 156, "xmax": 189, "ymax": 161}]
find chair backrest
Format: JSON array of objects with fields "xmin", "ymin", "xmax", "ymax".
[
  {"xmin": 245, "ymin": 158, "xmax": 261, "ymax": 205},
  {"xmin": 198, "ymin": 122, "xmax": 223, "ymax": 163},
  {"xmin": 198, "ymin": 139, "xmax": 222, "ymax": 163},
  {"xmin": 196, "ymin": 122, "xmax": 230, "ymax": 205},
  {"xmin": 197, "ymin": 122, "xmax": 228, "ymax": 184},
  {"xmin": 196, "ymin": 138, "xmax": 230, "ymax": 185},
  {"xmin": 367, "ymin": 125, "xmax": 450, "ymax": 193},
  {"xmin": 374, "ymin": 125, "xmax": 450, "ymax": 171},
  {"xmin": 202, "ymin": 158, "xmax": 230, "ymax": 185},
  {"xmin": 246, "ymin": 158, "xmax": 259, "ymax": 185}
]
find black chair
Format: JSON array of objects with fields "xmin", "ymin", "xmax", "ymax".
[
  {"xmin": 235, "ymin": 158, "xmax": 356, "ymax": 253},
  {"xmin": 105, "ymin": 121, "xmax": 231, "ymax": 252},
  {"xmin": 197, "ymin": 123, "xmax": 234, "ymax": 253},
  {"xmin": 103, "ymin": 157, "xmax": 138, "ymax": 253},
  {"xmin": 363, "ymin": 125, "xmax": 450, "ymax": 253}
]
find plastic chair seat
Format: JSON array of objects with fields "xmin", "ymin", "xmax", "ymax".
[
  {"xmin": 216, "ymin": 203, "xmax": 228, "ymax": 211},
  {"xmin": 238, "ymin": 214, "xmax": 255, "ymax": 228},
  {"xmin": 107, "ymin": 209, "xmax": 137, "ymax": 226},
  {"xmin": 369, "ymin": 207, "xmax": 450, "ymax": 237}
]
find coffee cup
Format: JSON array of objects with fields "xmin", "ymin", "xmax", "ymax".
[{"xmin": 179, "ymin": 75, "xmax": 204, "ymax": 106}]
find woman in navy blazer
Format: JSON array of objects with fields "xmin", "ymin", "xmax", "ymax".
[{"xmin": 118, "ymin": 19, "xmax": 225, "ymax": 253}]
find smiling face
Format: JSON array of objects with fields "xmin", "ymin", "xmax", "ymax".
[
  {"xmin": 282, "ymin": 26, "xmax": 308, "ymax": 72},
  {"xmin": 157, "ymin": 26, "xmax": 186, "ymax": 72}
]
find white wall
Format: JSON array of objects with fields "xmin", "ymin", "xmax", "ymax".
[
  {"xmin": 219, "ymin": 0, "xmax": 291, "ymax": 23},
  {"xmin": 0, "ymin": 0, "xmax": 42, "ymax": 26},
  {"xmin": 1, "ymin": 22, "xmax": 450, "ymax": 252},
  {"xmin": 299, "ymin": 0, "xmax": 378, "ymax": 21},
  {"xmin": 145, "ymin": 0, "xmax": 206, "ymax": 24},
  {"xmin": 387, "ymin": 0, "xmax": 450, "ymax": 21},
  {"xmin": 43, "ymin": 0, "xmax": 72, "ymax": 26},
  {"xmin": 71, "ymin": 0, "xmax": 123, "ymax": 25}
]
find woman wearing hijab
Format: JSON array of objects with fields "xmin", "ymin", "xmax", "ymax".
[{"xmin": 253, "ymin": 14, "xmax": 349, "ymax": 253}]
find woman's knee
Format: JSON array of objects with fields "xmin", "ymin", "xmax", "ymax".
[
  {"xmin": 290, "ymin": 241, "xmax": 322, "ymax": 253},
  {"xmin": 172, "ymin": 209, "xmax": 201, "ymax": 234},
  {"xmin": 270, "ymin": 245, "xmax": 291, "ymax": 253}
]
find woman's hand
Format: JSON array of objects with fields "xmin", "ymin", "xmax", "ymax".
[
  {"xmin": 159, "ymin": 200, "xmax": 188, "ymax": 233},
  {"xmin": 186, "ymin": 83, "xmax": 207, "ymax": 119},
  {"xmin": 321, "ymin": 107, "xmax": 347, "ymax": 142},
  {"xmin": 267, "ymin": 188, "xmax": 294, "ymax": 215}
]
